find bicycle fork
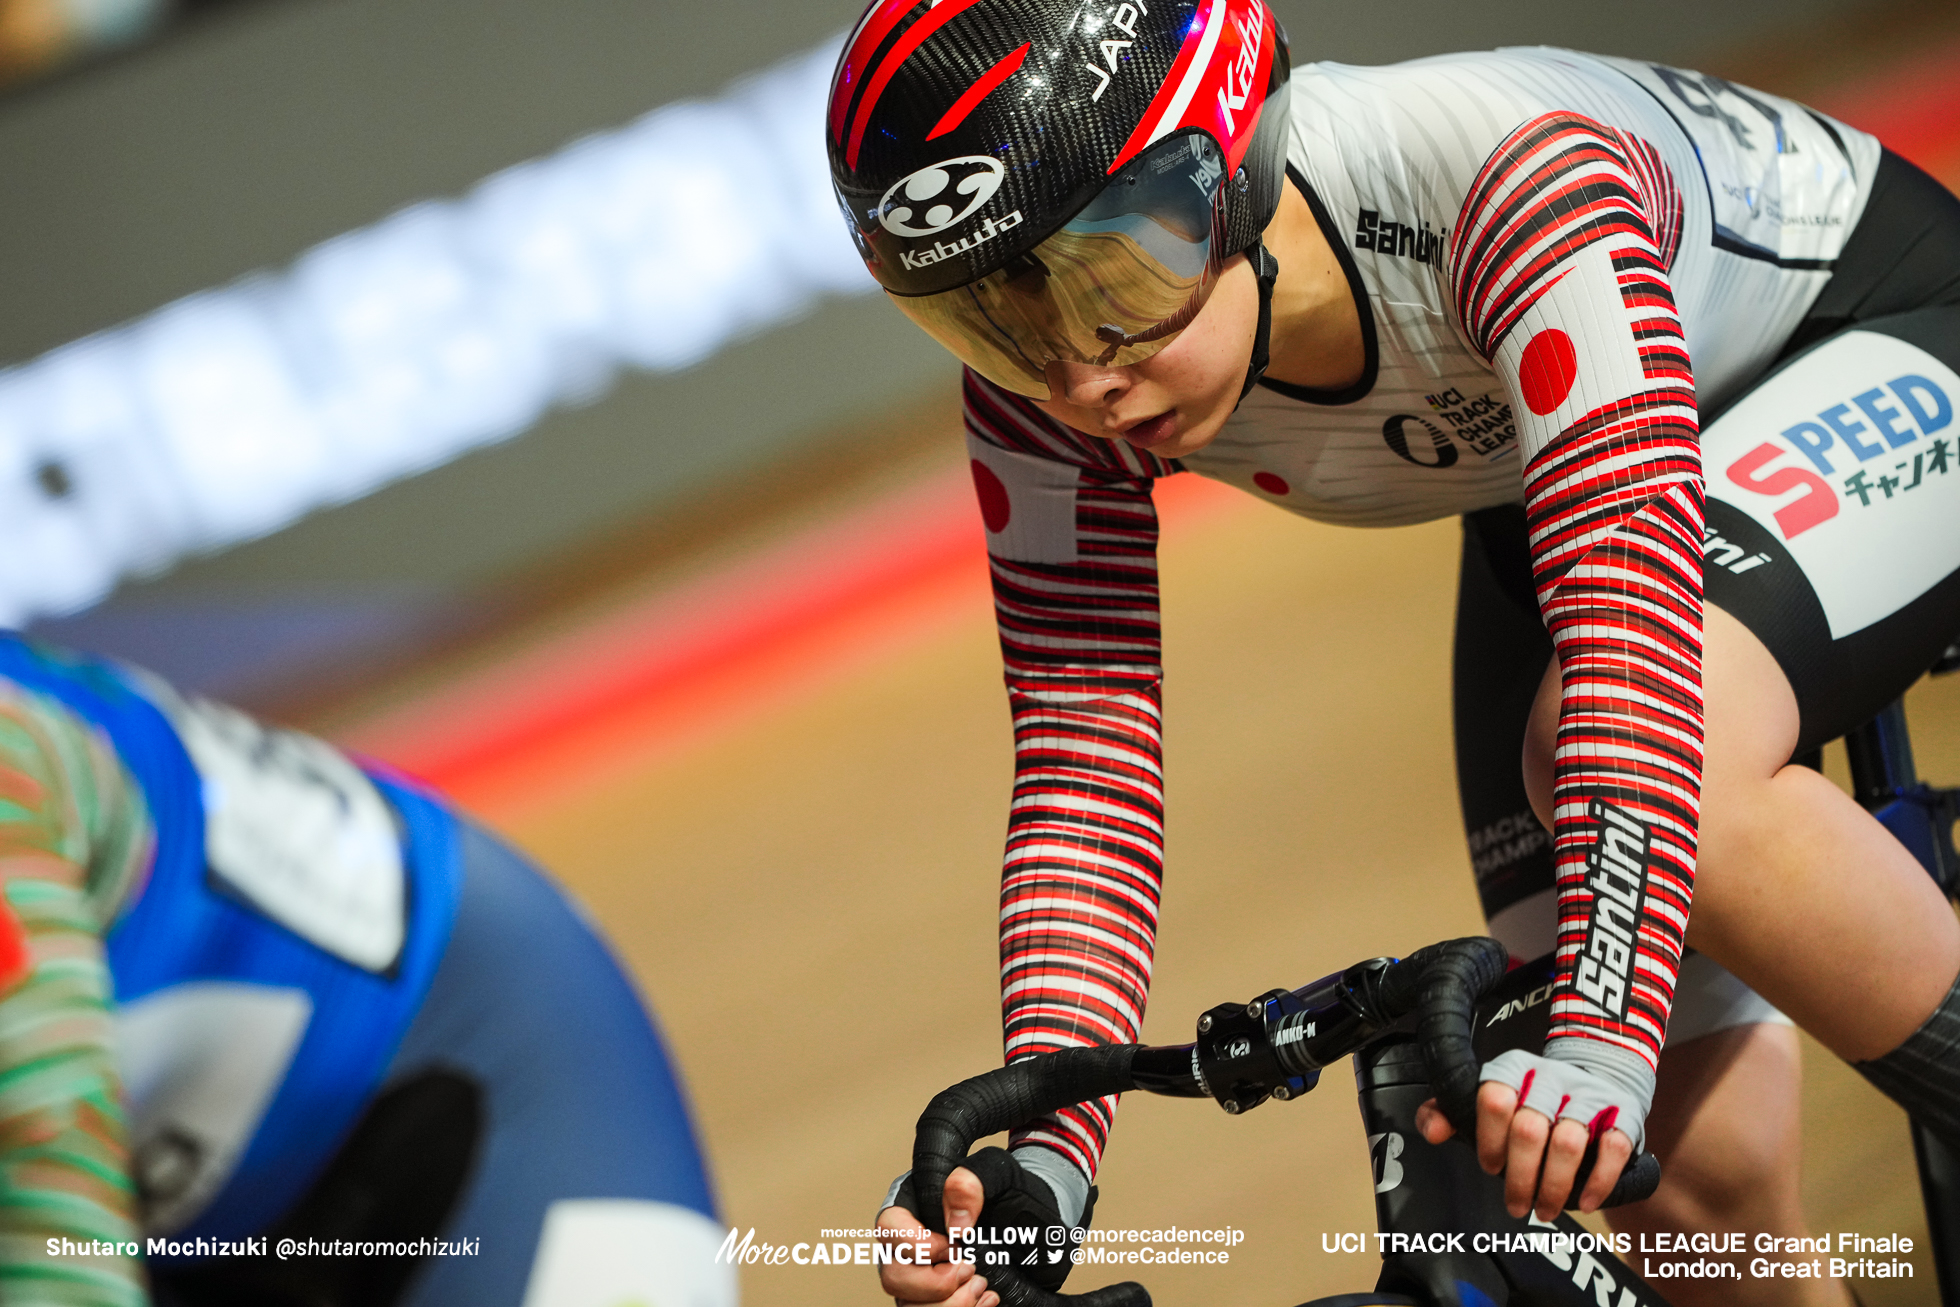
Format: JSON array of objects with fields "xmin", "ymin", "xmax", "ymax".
[{"xmin": 1355, "ymin": 1037, "xmax": 1672, "ymax": 1307}]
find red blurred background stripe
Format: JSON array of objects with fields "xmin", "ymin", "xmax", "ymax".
[{"xmin": 339, "ymin": 465, "xmax": 1239, "ymax": 814}]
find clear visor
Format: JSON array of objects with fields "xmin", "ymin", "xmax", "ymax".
[{"xmin": 890, "ymin": 133, "xmax": 1227, "ymax": 399}]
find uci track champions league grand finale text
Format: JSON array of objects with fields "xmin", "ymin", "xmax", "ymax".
[
  {"xmin": 715, "ymin": 1215, "xmax": 1922, "ymax": 1289},
  {"xmin": 1319, "ymin": 1225, "xmax": 1918, "ymax": 1287}
]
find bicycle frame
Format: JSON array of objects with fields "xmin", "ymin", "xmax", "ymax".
[
  {"xmin": 1346, "ymin": 956, "xmax": 1671, "ymax": 1307},
  {"xmin": 1343, "ymin": 694, "xmax": 1960, "ymax": 1307},
  {"xmin": 908, "ymin": 691, "xmax": 1960, "ymax": 1307},
  {"xmin": 905, "ymin": 940, "xmax": 1666, "ymax": 1307}
]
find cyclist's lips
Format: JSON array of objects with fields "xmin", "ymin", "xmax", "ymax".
[{"xmin": 1115, "ymin": 412, "xmax": 1178, "ymax": 450}]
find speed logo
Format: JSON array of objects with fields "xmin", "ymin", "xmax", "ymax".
[{"xmin": 1707, "ymin": 329, "xmax": 1960, "ymax": 638}]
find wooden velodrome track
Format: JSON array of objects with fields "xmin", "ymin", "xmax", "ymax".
[
  {"xmin": 305, "ymin": 23, "xmax": 1960, "ymax": 1306},
  {"xmin": 322, "ymin": 415, "xmax": 1953, "ymax": 1307}
]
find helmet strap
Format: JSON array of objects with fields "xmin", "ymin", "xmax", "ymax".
[{"xmin": 1236, "ymin": 240, "xmax": 1280, "ymax": 407}]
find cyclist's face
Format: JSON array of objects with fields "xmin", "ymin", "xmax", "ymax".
[{"xmin": 1033, "ymin": 253, "xmax": 1257, "ymax": 460}]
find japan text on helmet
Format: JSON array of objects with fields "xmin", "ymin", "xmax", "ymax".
[{"xmin": 827, "ymin": 0, "xmax": 1292, "ymax": 398}]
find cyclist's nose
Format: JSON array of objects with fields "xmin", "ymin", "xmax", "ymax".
[{"xmin": 1046, "ymin": 360, "xmax": 1131, "ymax": 410}]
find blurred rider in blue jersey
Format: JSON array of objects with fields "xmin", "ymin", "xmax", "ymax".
[{"xmin": 0, "ymin": 632, "xmax": 731, "ymax": 1307}]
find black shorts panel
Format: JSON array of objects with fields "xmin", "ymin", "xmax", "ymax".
[
  {"xmin": 1453, "ymin": 503, "xmax": 1555, "ymax": 926},
  {"xmin": 1774, "ymin": 149, "xmax": 1960, "ymax": 363}
]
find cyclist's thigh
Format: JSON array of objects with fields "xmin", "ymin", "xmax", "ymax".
[
  {"xmin": 389, "ymin": 820, "xmax": 728, "ymax": 1307},
  {"xmin": 1454, "ymin": 507, "xmax": 1786, "ymax": 1041},
  {"xmin": 1703, "ymin": 305, "xmax": 1960, "ymax": 752}
]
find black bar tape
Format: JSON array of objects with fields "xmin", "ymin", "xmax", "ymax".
[
  {"xmin": 1593, "ymin": 1152, "xmax": 1662, "ymax": 1207},
  {"xmin": 910, "ymin": 1047, "xmax": 1150, "ymax": 1307},
  {"xmin": 912, "ymin": 1045, "xmax": 1141, "ymax": 1233},
  {"xmin": 1391, "ymin": 938, "xmax": 1509, "ymax": 1136}
]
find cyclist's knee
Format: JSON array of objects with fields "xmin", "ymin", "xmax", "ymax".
[
  {"xmin": 1620, "ymin": 1132, "xmax": 1792, "ymax": 1234},
  {"xmin": 1617, "ymin": 1024, "xmax": 1805, "ymax": 1233}
]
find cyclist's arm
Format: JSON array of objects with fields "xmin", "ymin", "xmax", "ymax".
[
  {"xmin": 1450, "ymin": 112, "xmax": 1704, "ymax": 1206},
  {"xmin": 0, "ymin": 688, "xmax": 151, "ymax": 1305},
  {"xmin": 964, "ymin": 370, "xmax": 1174, "ymax": 1214}
]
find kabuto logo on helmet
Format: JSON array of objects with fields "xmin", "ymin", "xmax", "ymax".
[
  {"xmin": 878, "ymin": 156, "xmax": 1007, "ymax": 238},
  {"xmin": 828, "ymin": 0, "xmax": 1290, "ymax": 298}
]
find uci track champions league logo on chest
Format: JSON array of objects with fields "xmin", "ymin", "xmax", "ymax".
[
  {"xmin": 1575, "ymin": 801, "xmax": 1652, "ymax": 1024},
  {"xmin": 1707, "ymin": 330, "xmax": 1960, "ymax": 639}
]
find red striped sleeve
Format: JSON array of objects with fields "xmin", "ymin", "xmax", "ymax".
[
  {"xmin": 1450, "ymin": 113, "xmax": 1703, "ymax": 1074},
  {"xmin": 964, "ymin": 370, "xmax": 1177, "ymax": 1179}
]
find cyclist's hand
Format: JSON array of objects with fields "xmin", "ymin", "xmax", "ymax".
[
  {"xmin": 1414, "ymin": 1079, "xmax": 1636, "ymax": 1219},
  {"xmin": 876, "ymin": 1166, "xmax": 998, "ymax": 1307},
  {"xmin": 1466, "ymin": 1080, "xmax": 1633, "ymax": 1217}
]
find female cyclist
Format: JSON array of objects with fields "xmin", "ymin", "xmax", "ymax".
[
  {"xmin": 827, "ymin": 3, "xmax": 1960, "ymax": 1305},
  {"xmin": 0, "ymin": 633, "xmax": 728, "ymax": 1307}
]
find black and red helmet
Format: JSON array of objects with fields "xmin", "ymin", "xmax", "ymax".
[{"xmin": 827, "ymin": 0, "xmax": 1292, "ymax": 396}]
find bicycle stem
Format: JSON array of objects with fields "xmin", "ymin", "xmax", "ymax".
[{"xmin": 1129, "ymin": 957, "xmax": 1407, "ymax": 1115}]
